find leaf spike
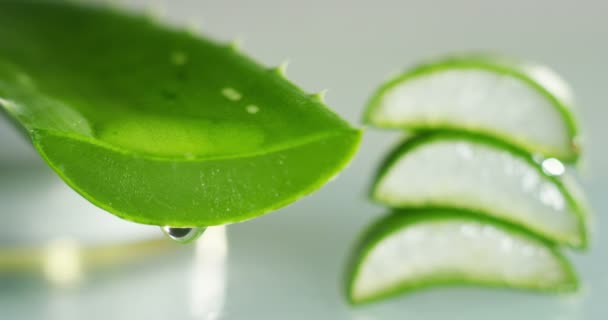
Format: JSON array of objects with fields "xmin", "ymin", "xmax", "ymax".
[
  {"xmin": 229, "ymin": 36, "xmax": 243, "ymax": 51},
  {"xmin": 312, "ymin": 89, "xmax": 328, "ymax": 103},
  {"xmin": 276, "ymin": 59, "xmax": 290, "ymax": 77}
]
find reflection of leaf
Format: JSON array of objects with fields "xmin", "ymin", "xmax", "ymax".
[
  {"xmin": 0, "ymin": 1, "xmax": 361, "ymax": 226},
  {"xmin": 345, "ymin": 209, "xmax": 577, "ymax": 305}
]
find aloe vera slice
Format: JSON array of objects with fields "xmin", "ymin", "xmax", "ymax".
[
  {"xmin": 0, "ymin": 1, "xmax": 361, "ymax": 226},
  {"xmin": 346, "ymin": 209, "xmax": 577, "ymax": 305},
  {"xmin": 363, "ymin": 54, "xmax": 580, "ymax": 161},
  {"xmin": 372, "ymin": 132, "xmax": 587, "ymax": 248}
]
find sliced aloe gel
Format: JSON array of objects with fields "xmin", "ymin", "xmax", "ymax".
[
  {"xmin": 346, "ymin": 210, "xmax": 578, "ymax": 305},
  {"xmin": 0, "ymin": 2, "xmax": 361, "ymax": 226},
  {"xmin": 363, "ymin": 54, "xmax": 580, "ymax": 161},
  {"xmin": 372, "ymin": 132, "xmax": 587, "ymax": 248}
]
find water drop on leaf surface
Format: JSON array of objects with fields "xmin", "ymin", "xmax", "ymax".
[{"xmin": 162, "ymin": 226, "xmax": 206, "ymax": 244}]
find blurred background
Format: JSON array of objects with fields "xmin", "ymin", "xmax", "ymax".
[{"xmin": 1, "ymin": 0, "xmax": 606, "ymax": 319}]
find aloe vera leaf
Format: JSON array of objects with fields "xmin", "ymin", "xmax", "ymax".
[
  {"xmin": 371, "ymin": 131, "xmax": 588, "ymax": 248},
  {"xmin": 0, "ymin": 1, "xmax": 361, "ymax": 226},
  {"xmin": 345, "ymin": 209, "xmax": 578, "ymax": 305},
  {"xmin": 363, "ymin": 54, "xmax": 580, "ymax": 162}
]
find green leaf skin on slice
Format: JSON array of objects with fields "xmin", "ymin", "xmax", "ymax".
[
  {"xmin": 371, "ymin": 132, "xmax": 588, "ymax": 249},
  {"xmin": 345, "ymin": 209, "xmax": 578, "ymax": 305},
  {"xmin": 363, "ymin": 54, "xmax": 580, "ymax": 162},
  {"xmin": 0, "ymin": 1, "xmax": 361, "ymax": 226}
]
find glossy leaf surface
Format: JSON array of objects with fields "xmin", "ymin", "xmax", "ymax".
[{"xmin": 0, "ymin": 1, "xmax": 361, "ymax": 226}]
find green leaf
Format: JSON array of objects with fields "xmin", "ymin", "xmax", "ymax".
[
  {"xmin": 371, "ymin": 132, "xmax": 588, "ymax": 248},
  {"xmin": 345, "ymin": 209, "xmax": 578, "ymax": 305},
  {"xmin": 0, "ymin": 1, "xmax": 361, "ymax": 226},
  {"xmin": 363, "ymin": 53, "xmax": 580, "ymax": 162}
]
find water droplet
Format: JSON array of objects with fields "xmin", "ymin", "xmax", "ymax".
[
  {"xmin": 541, "ymin": 158, "xmax": 565, "ymax": 176},
  {"xmin": 246, "ymin": 104, "xmax": 259, "ymax": 114},
  {"xmin": 221, "ymin": 87, "xmax": 242, "ymax": 101},
  {"xmin": 162, "ymin": 226, "xmax": 206, "ymax": 244}
]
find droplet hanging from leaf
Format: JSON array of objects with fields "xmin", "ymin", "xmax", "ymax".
[{"xmin": 161, "ymin": 226, "xmax": 206, "ymax": 244}]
